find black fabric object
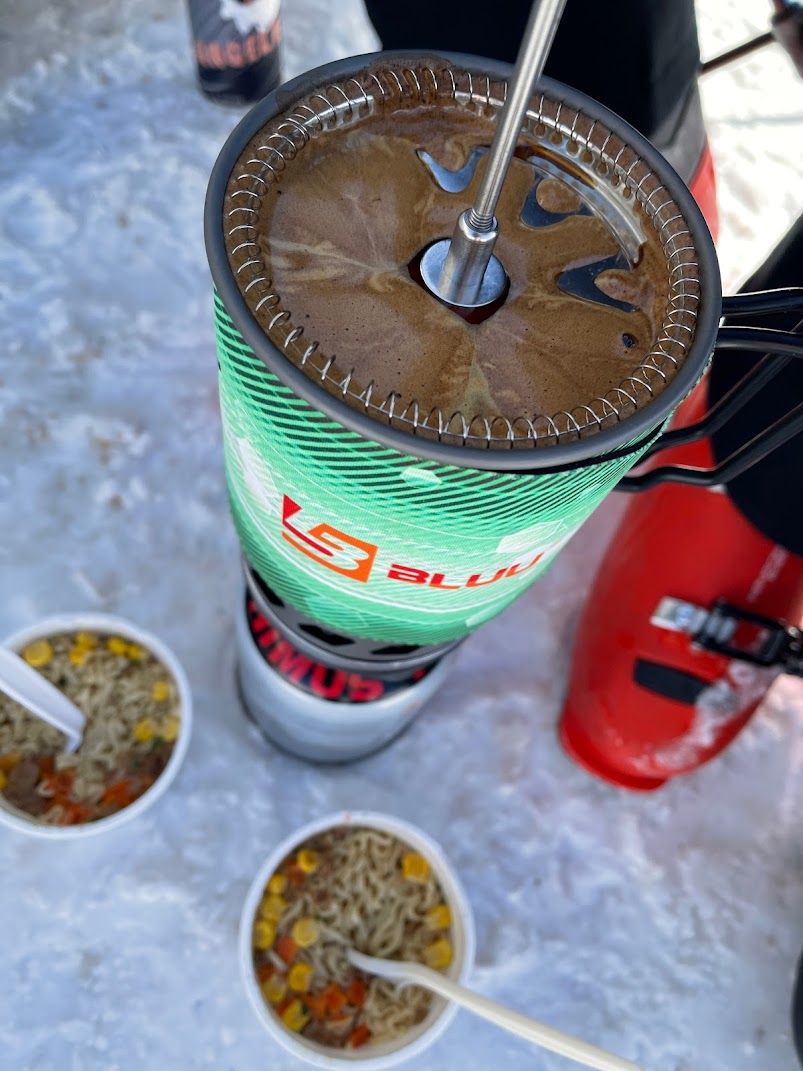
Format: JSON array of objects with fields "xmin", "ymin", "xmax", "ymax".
[
  {"xmin": 710, "ymin": 215, "xmax": 803, "ymax": 558},
  {"xmin": 794, "ymin": 945, "xmax": 803, "ymax": 1068},
  {"xmin": 362, "ymin": 0, "xmax": 700, "ymax": 140}
]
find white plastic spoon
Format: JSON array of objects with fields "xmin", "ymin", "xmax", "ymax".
[
  {"xmin": 0, "ymin": 647, "xmax": 85, "ymax": 752},
  {"xmin": 348, "ymin": 949, "xmax": 642, "ymax": 1071}
]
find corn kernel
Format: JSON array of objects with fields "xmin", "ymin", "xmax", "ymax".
[
  {"xmin": 151, "ymin": 680, "xmax": 170, "ymax": 702},
  {"xmin": 261, "ymin": 974, "xmax": 288, "ymax": 1004},
  {"xmin": 291, "ymin": 917, "xmax": 320, "ymax": 948},
  {"xmin": 267, "ymin": 873, "xmax": 287, "ymax": 896},
  {"xmin": 401, "ymin": 852, "xmax": 430, "ymax": 882},
  {"xmin": 280, "ymin": 998, "xmax": 309, "ymax": 1032},
  {"xmin": 288, "ymin": 962, "xmax": 313, "ymax": 993},
  {"xmin": 259, "ymin": 894, "xmax": 287, "ymax": 922},
  {"xmin": 296, "ymin": 849, "xmax": 319, "ymax": 874},
  {"xmin": 0, "ymin": 770, "xmax": 7, "ymax": 792},
  {"xmin": 424, "ymin": 904, "xmax": 452, "ymax": 931},
  {"xmin": 23, "ymin": 640, "xmax": 53, "ymax": 668},
  {"xmin": 69, "ymin": 646, "xmax": 89, "ymax": 666},
  {"xmin": 253, "ymin": 920, "xmax": 276, "ymax": 951},
  {"xmin": 160, "ymin": 715, "xmax": 180, "ymax": 743},
  {"xmin": 75, "ymin": 632, "xmax": 98, "ymax": 650},
  {"xmin": 126, "ymin": 643, "xmax": 145, "ymax": 661},
  {"xmin": 133, "ymin": 718, "xmax": 155, "ymax": 743},
  {"xmin": 107, "ymin": 636, "xmax": 129, "ymax": 656},
  {"xmin": 423, "ymin": 937, "xmax": 453, "ymax": 971}
]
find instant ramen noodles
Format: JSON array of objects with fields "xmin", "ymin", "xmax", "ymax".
[
  {"xmin": 0, "ymin": 631, "xmax": 180, "ymax": 826},
  {"xmin": 252, "ymin": 826, "xmax": 454, "ymax": 1049}
]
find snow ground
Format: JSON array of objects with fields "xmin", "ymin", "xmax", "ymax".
[{"xmin": 1, "ymin": 2, "xmax": 802, "ymax": 1069}]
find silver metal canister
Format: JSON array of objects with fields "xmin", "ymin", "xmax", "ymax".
[{"xmin": 235, "ymin": 589, "xmax": 454, "ymax": 763}]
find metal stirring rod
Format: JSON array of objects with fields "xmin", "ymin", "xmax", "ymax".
[{"xmin": 422, "ymin": 0, "xmax": 568, "ymax": 307}]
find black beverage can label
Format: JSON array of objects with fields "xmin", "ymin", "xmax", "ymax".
[{"xmin": 187, "ymin": 0, "xmax": 282, "ymax": 105}]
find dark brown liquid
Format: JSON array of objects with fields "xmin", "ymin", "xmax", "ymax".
[{"xmin": 246, "ymin": 106, "xmax": 669, "ymax": 422}]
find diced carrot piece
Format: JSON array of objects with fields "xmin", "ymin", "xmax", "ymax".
[
  {"xmin": 303, "ymin": 992, "xmax": 330, "ymax": 1020},
  {"xmin": 41, "ymin": 769, "xmax": 75, "ymax": 796},
  {"xmin": 101, "ymin": 779, "xmax": 137, "ymax": 808},
  {"xmin": 0, "ymin": 753, "xmax": 22, "ymax": 774},
  {"xmin": 38, "ymin": 756, "xmax": 55, "ymax": 777},
  {"xmin": 286, "ymin": 864, "xmax": 306, "ymax": 887},
  {"xmin": 323, "ymin": 984, "xmax": 347, "ymax": 1016},
  {"xmin": 349, "ymin": 1024, "xmax": 371, "ymax": 1048},
  {"xmin": 255, "ymin": 962, "xmax": 274, "ymax": 984},
  {"xmin": 275, "ymin": 934, "xmax": 298, "ymax": 964},
  {"xmin": 346, "ymin": 978, "xmax": 367, "ymax": 1008},
  {"xmin": 59, "ymin": 802, "xmax": 92, "ymax": 825}
]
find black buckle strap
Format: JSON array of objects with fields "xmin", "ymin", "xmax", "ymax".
[{"xmin": 651, "ymin": 596, "xmax": 803, "ymax": 676}]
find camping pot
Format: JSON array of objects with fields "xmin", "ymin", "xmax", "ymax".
[{"xmin": 205, "ymin": 51, "xmax": 722, "ymax": 655}]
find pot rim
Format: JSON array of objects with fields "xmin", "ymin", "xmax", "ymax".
[{"xmin": 205, "ymin": 49, "xmax": 722, "ymax": 472}]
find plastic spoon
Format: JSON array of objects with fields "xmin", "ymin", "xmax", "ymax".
[
  {"xmin": 347, "ymin": 949, "xmax": 642, "ymax": 1071},
  {"xmin": 0, "ymin": 647, "xmax": 85, "ymax": 752}
]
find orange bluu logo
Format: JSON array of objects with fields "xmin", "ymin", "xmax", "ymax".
[
  {"xmin": 281, "ymin": 496, "xmax": 378, "ymax": 583},
  {"xmin": 280, "ymin": 495, "xmax": 547, "ymax": 590}
]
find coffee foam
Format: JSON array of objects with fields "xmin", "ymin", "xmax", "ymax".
[{"xmin": 224, "ymin": 66, "xmax": 698, "ymax": 441}]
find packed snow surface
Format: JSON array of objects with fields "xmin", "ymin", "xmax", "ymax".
[{"xmin": 1, "ymin": 2, "xmax": 803, "ymax": 1068}]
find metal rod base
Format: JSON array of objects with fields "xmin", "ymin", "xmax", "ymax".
[
  {"xmin": 420, "ymin": 223, "xmax": 507, "ymax": 309},
  {"xmin": 429, "ymin": 0, "xmax": 568, "ymax": 306}
]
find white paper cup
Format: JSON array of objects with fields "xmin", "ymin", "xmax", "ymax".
[
  {"xmin": 0, "ymin": 613, "xmax": 192, "ymax": 839},
  {"xmin": 239, "ymin": 810, "xmax": 476, "ymax": 1069}
]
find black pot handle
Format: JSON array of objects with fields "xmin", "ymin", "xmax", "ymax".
[
  {"xmin": 721, "ymin": 288, "xmax": 803, "ymax": 317},
  {"xmin": 617, "ymin": 296, "xmax": 803, "ymax": 492}
]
